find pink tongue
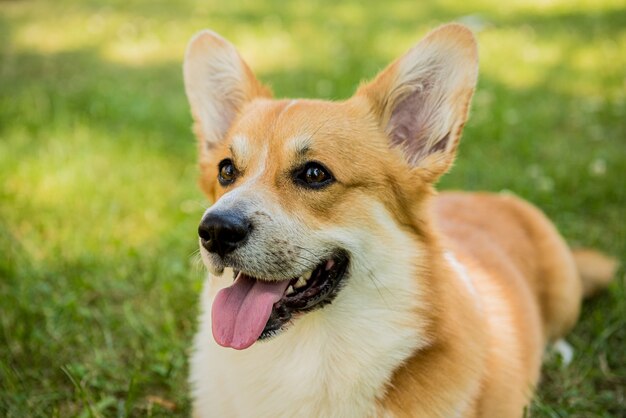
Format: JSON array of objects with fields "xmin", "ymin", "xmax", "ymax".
[{"xmin": 211, "ymin": 273, "xmax": 290, "ymax": 350}]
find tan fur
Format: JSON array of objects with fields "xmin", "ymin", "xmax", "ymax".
[{"xmin": 183, "ymin": 24, "xmax": 616, "ymax": 417}]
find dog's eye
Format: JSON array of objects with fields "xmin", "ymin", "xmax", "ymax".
[
  {"xmin": 218, "ymin": 159, "xmax": 237, "ymax": 186},
  {"xmin": 294, "ymin": 162, "xmax": 334, "ymax": 189}
]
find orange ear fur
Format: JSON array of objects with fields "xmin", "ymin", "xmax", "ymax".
[{"xmin": 357, "ymin": 23, "xmax": 478, "ymax": 182}]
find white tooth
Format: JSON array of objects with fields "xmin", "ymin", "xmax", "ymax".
[
  {"xmin": 302, "ymin": 271, "xmax": 312, "ymax": 281},
  {"xmin": 295, "ymin": 277, "xmax": 307, "ymax": 289},
  {"xmin": 325, "ymin": 259, "xmax": 335, "ymax": 271},
  {"xmin": 286, "ymin": 285, "xmax": 294, "ymax": 295}
]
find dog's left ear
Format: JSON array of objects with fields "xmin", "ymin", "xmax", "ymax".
[{"xmin": 357, "ymin": 23, "xmax": 478, "ymax": 182}]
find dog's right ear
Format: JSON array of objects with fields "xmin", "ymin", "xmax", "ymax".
[
  {"xmin": 357, "ymin": 24, "xmax": 478, "ymax": 183},
  {"xmin": 183, "ymin": 30, "xmax": 270, "ymax": 152}
]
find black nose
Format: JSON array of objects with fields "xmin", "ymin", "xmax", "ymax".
[{"xmin": 198, "ymin": 211, "xmax": 252, "ymax": 258}]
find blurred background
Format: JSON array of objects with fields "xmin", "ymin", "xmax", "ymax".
[{"xmin": 0, "ymin": 0, "xmax": 624, "ymax": 416}]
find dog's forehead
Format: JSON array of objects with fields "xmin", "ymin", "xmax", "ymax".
[{"xmin": 229, "ymin": 99, "xmax": 364, "ymax": 159}]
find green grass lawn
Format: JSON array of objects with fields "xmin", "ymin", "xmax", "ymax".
[{"xmin": 1, "ymin": 0, "xmax": 624, "ymax": 416}]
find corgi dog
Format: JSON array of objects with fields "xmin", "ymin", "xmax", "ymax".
[{"xmin": 182, "ymin": 24, "xmax": 617, "ymax": 417}]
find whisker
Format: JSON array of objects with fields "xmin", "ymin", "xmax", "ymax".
[
  {"xmin": 190, "ymin": 253, "xmax": 205, "ymax": 273},
  {"xmin": 289, "ymin": 258, "xmax": 312, "ymax": 272},
  {"xmin": 293, "ymin": 254, "xmax": 318, "ymax": 265},
  {"xmin": 188, "ymin": 247, "xmax": 201, "ymax": 259},
  {"xmin": 293, "ymin": 244, "xmax": 321, "ymax": 258}
]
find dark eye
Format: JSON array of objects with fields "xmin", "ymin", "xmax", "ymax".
[
  {"xmin": 218, "ymin": 159, "xmax": 237, "ymax": 186},
  {"xmin": 294, "ymin": 162, "xmax": 334, "ymax": 189}
]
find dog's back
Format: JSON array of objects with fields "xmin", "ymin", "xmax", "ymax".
[
  {"xmin": 432, "ymin": 191, "xmax": 615, "ymax": 415},
  {"xmin": 434, "ymin": 191, "xmax": 582, "ymax": 341}
]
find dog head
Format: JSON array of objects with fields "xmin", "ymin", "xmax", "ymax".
[{"xmin": 183, "ymin": 24, "xmax": 478, "ymax": 349}]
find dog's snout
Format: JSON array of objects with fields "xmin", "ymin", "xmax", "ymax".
[{"xmin": 198, "ymin": 211, "xmax": 252, "ymax": 258}]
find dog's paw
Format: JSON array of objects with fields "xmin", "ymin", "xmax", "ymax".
[{"xmin": 552, "ymin": 339, "xmax": 574, "ymax": 367}]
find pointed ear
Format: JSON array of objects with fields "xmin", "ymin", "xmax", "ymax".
[
  {"xmin": 357, "ymin": 23, "xmax": 478, "ymax": 182},
  {"xmin": 183, "ymin": 30, "xmax": 271, "ymax": 151}
]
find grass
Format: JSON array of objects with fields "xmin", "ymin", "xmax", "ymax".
[{"xmin": 0, "ymin": 0, "xmax": 624, "ymax": 416}]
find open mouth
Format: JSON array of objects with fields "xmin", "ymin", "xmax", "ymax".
[{"xmin": 211, "ymin": 250, "xmax": 349, "ymax": 350}]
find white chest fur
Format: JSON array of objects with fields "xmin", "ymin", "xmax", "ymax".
[{"xmin": 190, "ymin": 257, "xmax": 428, "ymax": 418}]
